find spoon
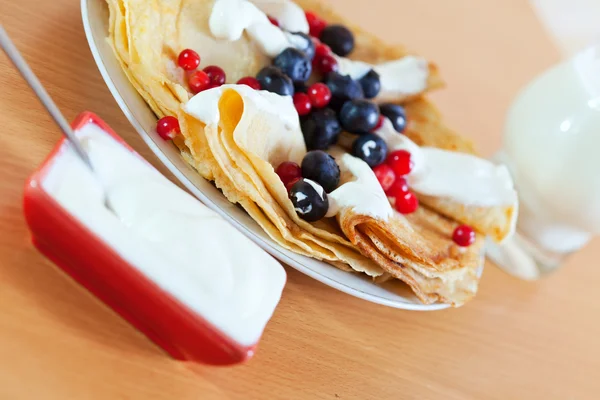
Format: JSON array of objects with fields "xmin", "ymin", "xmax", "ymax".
[{"xmin": 0, "ymin": 24, "xmax": 95, "ymax": 171}]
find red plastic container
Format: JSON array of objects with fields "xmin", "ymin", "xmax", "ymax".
[{"xmin": 23, "ymin": 112, "xmax": 257, "ymax": 365}]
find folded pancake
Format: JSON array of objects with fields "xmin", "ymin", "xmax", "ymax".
[
  {"xmin": 181, "ymin": 86, "xmax": 384, "ymax": 276},
  {"xmin": 402, "ymin": 99, "xmax": 518, "ymax": 242},
  {"xmin": 327, "ymin": 150, "xmax": 483, "ymax": 306}
]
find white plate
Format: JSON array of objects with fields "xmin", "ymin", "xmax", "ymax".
[{"xmin": 81, "ymin": 0, "xmax": 477, "ymax": 310}]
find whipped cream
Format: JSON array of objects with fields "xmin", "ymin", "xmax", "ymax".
[
  {"xmin": 326, "ymin": 153, "xmax": 393, "ymax": 220},
  {"xmin": 335, "ymin": 55, "xmax": 430, "ymax": 99},
  {"xmin": 42, "ymin": 123, "xmax": 286, "ymax": 346},
  {"xmin": 376, "ymin": 118, "xmax": 517, "ymax": 207},
  {"xmin": 184, "ymin": 84, "xmax": 300, "ymax": 130},
  {"xmin": 251, "ymin": 0, "xmax": 309, "ymax": 33},
  {"xmin": 210, "ymin": 0, "xmax": 299, "ymax": 57}
]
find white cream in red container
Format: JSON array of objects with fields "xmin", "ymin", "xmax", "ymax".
[{"xmin": 24, "ymin": 112, "xmax": 286, "ymax": 365}]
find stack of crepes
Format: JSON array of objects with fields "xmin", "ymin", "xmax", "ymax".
[{"xmin": 106, "ymin": 0, "xmax": 518, "ymax": 306}]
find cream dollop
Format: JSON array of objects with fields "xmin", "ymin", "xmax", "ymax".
[
  {"xmin": 326, "ymin": 153, "xmax": 393, "ymax": 220},
  {"xmin": 42, "ymin": 123, "xmax": 286, "ymax": 346},
  {"xmin": 375, "ymin": 118, "xmax": 517, "ymax": 207},
  {"xmin": 209, "ymin": 0, "xmax": 297, "ymax": 57},
  {"xmin": 183, "ymin": 84, "xmax": 300, "ymax": 130},
  {"xmin": 251, "ymin": 0, "xmax": 309, "ymax": 33},
  {"xmin": 335, "ymin": 55, "xmax": 430, "ymax": 99}
]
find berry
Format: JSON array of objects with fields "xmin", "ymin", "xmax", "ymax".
[
  {"xmin": 373, "ymin": 115, "xmax": 385, "ymax": 131},
  {"xmin": 314, "ymin": 41, "xmax": 331, "ymax": 59},
  {"xmin": 203, "ymin": 65, "xmax": 226, "ymax": 86},
  {"xmin": 325, "ymin": 72, "xmax": 364, "ymax": 111},
  {"xmin": 177, "ymin": 49, "xmax": 200, "ymax": 71},
  {"xmin": 385, "ymin": 176, "xmax": 409, "ymax": 198},
  {"xmin": 394, "ymin": 191, "xmax": 419, "ymax": 214},
  {"xmin": 373, "ymin": 164, "xmax": 396, "ymax": 191},
  {"xmin": 156, "ymin": 116, "xmax": 180, "ymax": 140},
  {"xmin": 301, "ymin": 150, "xmax": 341, "ymax": 193},
  {"xmin": 380, "ymin": 103, "xmax": 407, "ymax": 133},
  {"xmin": 453, "ymin": 225, "xmax": 476, "ymax": 247},
  {"xmin": 305, "ymin": 11, "xmax": 327, "ymax": 38},
  {"xmin": 387, "ymin": 149, "xmax": 413, "ymax": 176},
  {"xmin": 257, "ymin": 66, "xmax": 295, "ymax": 96},
  {"xmin": 289, "ymin": 32, "xmax": 315, "ymax": 60},
  {"xmin": 188, "ymin": 70, "xmax": 211, "ymax": 94},
  {"xmin": 273, "ymin": 48, "xmax": 312, "ymax": 83},
  {"xmin": 293, "ymin": 93, "xmax": 312, "ymax": 116},
  {"xmin": 339, "ymin": 99, "xmax": 380, "ymax": 134},
  {"xmin": 275, "ymin": 161, "xmax": 302, "ymax": 188},
  {"xmin": 268, "ymin": 15, "xmax": 279, "ymax": 27},
  {"xmin": 359, "ymin": 69, "xmax": 381, "ymax": 99},
  {"xmin": 290, "ymin": 178, "xmax": 329, "ymax": 222},
  {"xmin": 307, "ymin": 83, "xmax": 332, "ymax": 108},
  {"xmin": 314, "ymin": 53, "xmax": 338, "ymax": 75},
  {"xmin": 319, "ymin": 25, "xmax": 354, "ymax": 56},
  {"xmin": 351, "ymin": 134, "xmax": 388, "ymax": 167},
  {"xmin": 237, "ymin": 76, "xmax": 261, "ymax": 90},
  {"xmin": 301, "ymin": 108, "xmax": 341, "ymax": 150}
]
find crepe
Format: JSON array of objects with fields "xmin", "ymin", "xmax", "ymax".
[
  {"xmin": 402, "ymin": 99, "xmax": 518, "ymax": 242},
  {"xmin": 326, "ymin": 149, "xmax": 482, "ymax": 305},
  {"xmin": 181, "ymin": 86, "xmax": 384, "ymax": 276}
]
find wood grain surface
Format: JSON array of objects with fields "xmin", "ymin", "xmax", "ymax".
[{"xmin": 1, "ymin": 0, "xmax": 599, "ymax": 399}]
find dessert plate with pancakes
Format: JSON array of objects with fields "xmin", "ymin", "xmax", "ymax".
[{"xmin": 81, "ymin": 0, "xmax": 518, "ymax": 310}]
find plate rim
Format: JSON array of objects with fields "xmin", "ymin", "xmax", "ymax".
[{"xmin": 79, "ymin": 0, "xmax": 474, "ymax": 311}]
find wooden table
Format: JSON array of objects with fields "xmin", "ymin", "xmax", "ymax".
[{"xmin": 1, "ymin": 0, "xmax": 598, "ymax": 398}]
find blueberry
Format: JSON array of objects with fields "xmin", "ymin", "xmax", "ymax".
[
  {"xmin": 301, "ymin": 108, "xmax": 341, "ymax": 150},
  {"xmin": 339, "ymin": 99, "xmax": 380, "ymax": 134},
  {"xmin": 257, "ymin": 66, "xmax": 295, "ymax": 96},
  {"xmin": 380, "ymin": 103, "xmax": 407, "ymax": 133},
  {"xmin": 290, "ymin": 178, "xmax": 329, "ymax": 222},
  {"xmin": 351, "ymin": 134, "xmax": 388, "ymax": 167},
  {"xmin": 288, "ymin": 32, "xmax": 315, "ymax": 60},
  {"xmin": 301, "ymin": 150, "xmax": 340, "ymax": 193},
  {"xmin": 358, "ymin": 69, "xmax": 381, "ymax": 99},
  {"xmin": 273, "ymin": 48, "xmax": 312, "ymax": 84},
  {"xmin": 325, "ymin": 72, "xmax": 364, "ymax": 111},
  {"xmin": 319, "ymin": 25, "xmax": 354, "ymax": 57}
]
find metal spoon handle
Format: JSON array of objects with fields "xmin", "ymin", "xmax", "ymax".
[{"xmin": 0, "ymin": 24, "xmax": 93, "ymax": 169}]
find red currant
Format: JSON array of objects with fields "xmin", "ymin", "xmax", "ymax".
[
  {"xmin": 267, "ymin": 15, "xmax": 280, "ymax": 27},
  {"xmin": 188, "ymin": 70, "xmax": 211, "ymax": 94},
  {"xmin": 385, "ymin": 176, "xmax": 409, "ymax": 198},
  {"xmin": 305, "ymin": 11, "xmax": 327, "ymax": 38},
  {"xmin": 373, "ymin": 164, "xmax": 396, "ymax": 192},
  {"xmin": 276, "ymin": 161, "xmax": 302, "ymax": 188},
  {"xmin": 237, "ymin": 76, "xmax": 261, "ymax": 90},
  {"xmin": 387, "ymin": 149, "xmax": 413, "ymax": 176},
  {"xmin": 293, "ymin": 93, "xmax": 312, "ymax": 116},
  {"xmin": 453, "ymin": 225, "xmax": 476, "ymax": 247},
  {"xmin": 315, "ymin": 42, "xmax": 331, "ymax": 59},
  {"xmin": 307, "ymin": 83, "xmax": 331, "ymax": 108},
  {"xmin": 203, "ymin": 65, "xmax": 226, "ymax": 86},
  {"xmin": 177, "ymin": 49, "xmax": 200, "ymax": 71},
  {"xmin": 373, "ymin": 115, "xmax": 385, "ymax": 131},
  {"xmin": 394, "ymin": 191, "xmax": 419, "ymax": 214},
  {"xmin": 315, "ymin": 54, "xmax": 338, "ymax": 75},
  {"xmin": 156, "ymin": 116, "xmax": 180, "ymax": 140}
]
